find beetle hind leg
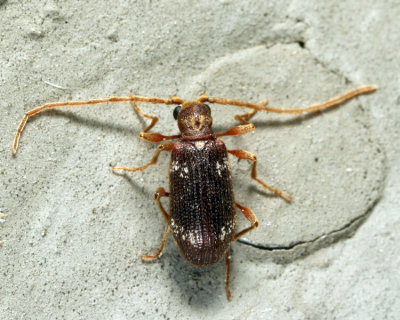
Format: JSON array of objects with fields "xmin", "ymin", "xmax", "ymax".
[
  {"xmin": 142, "ymin": 225, "xmax": 170, "ymax": 260},
  {"xmin": 142, "ymin": 187, "xmax": 170, "ymax": 260},
  {"xmin": 224, "ymin": 202, "xmax": 259, "ymax": 298},
  {"xmin": 225, "ymin": 249, "xmax": 232, "ymax": 300}
]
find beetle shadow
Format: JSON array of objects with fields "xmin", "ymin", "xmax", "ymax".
[
  {"xmin": 111, "ymin": 169, "xmax": 150, "ymax": 196},
  {"xmin": 161, "ymin": 245, "xmax": 229, "ymax": 306},
  {"xmin": 251, "ymin": 104, "xmax": 346, "ymax": 129},
  {"xmin": 45, "ymin": 110, "xmax": 159, "ymax": 194},
  {"xmin": 248, "ymin": 185, "xmax": 278, "ymax": 199},
  {"xmin": 114, "ymin": 172, "xmax": 228, "ymax": 305}
]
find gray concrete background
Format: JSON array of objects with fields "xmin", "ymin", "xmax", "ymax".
[{"xmin": 0, "ymin": 1, "xmax": 398, "ymax": 319}]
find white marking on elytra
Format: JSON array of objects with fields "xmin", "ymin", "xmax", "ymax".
[
  {"xmin": 171, "ymin": 159, "xmax": 189, "ymax": 178},
  {"xmin": 170, "ymin": 161, "xmax": 180, "ymax": 173},
  {"xmin": 188, "ymin": 231, "xmax": 196, "ymax": 246},
  {"xmin": 170, "ymin": 218, "xmax": 183, "ymax": 236},
  {"xmin": 220, "ymin": 226, "xmax": 226, "ymax": 241},
  {"xmin": 216, "ymin": 160, "xmax": 226, "ymax": 177},
  {"xmin": 219, "ymin": 219, "xmax": 235, "ymax": 241},
  {"xmin": 179, "ymin": 229, "xmax": 203, "ymax": 248}
]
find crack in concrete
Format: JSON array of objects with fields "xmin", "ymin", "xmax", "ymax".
[
  {"xmin": 238, "ymin": 194, "xmax": 382, "ymax": 255},
  {"xmin": 300, "ymin": 44, "xmax": 355, "ymax": 86},
  {"xmin": 234, "ymin": 43, "xmax": 387, "ymax": 254},
  {"xmin": 232, "ymin": 44, "xmax": 382, "ymax": 251},
  {"xmin": 260, "ymin": 15, "xmax": 308, "ymax": 49}
]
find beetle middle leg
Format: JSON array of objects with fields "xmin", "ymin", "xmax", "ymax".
[
  {"xmin": 112, "ymin": 141, "xmax": 174, "ymax": 172},
  {"xmin": 228, "ymin": 149, "xmax": 292, "ymax": 202},
  {"xmin": 232, "ymin": 201, "xmax": 259, "ymax": 241}
]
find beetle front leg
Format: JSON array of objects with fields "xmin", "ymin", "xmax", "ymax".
[
  {"xmin": 228, "ymin": 149, "xmax": 292, "ymax": 202},
  {"xmin": 233, "ymin": 108, "xmax": 258, "ymax": 125},
  {"xmin": 232, "ymin": 97, "xmax": 269, "ymax": 125},
  {"xmin": 131, "ymin": 99, "xmax": 180, "ymax": 143},
  {"xmin": 112, "ymin": 141, "xmax": 174, "ymax": 172},
  {"xmin": 215, "ymin": 100, "xmax": 268, "ymax": 138},
  {"xmin": 215, "ymin": 122, "xmax": 255, "ymax": 138},
  {"xmin": 142, "ymin": 187, "xmax": 170, "ymax": 260}
]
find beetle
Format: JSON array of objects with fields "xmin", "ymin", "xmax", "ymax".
[{"xmin": 12, "ymin": 85, "xmax": 376, "ymax": 299}]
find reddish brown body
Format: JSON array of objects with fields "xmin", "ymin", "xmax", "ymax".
[{"xmin": 169, "ymin": 138, "xmax": 236, "ymax": 266}]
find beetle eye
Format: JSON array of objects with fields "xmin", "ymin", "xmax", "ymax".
[
  {"xmin": 204, "ymin": 104, "xmax": 211, "ymax": 113},
  {"xmin": 173, "ymin": 105, "xmax": 181, "ymax": 120}
]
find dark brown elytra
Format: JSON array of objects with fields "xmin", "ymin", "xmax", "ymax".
[{"xmin": 12, "ymin": 86, "xmax": 377, "ymax": 299}]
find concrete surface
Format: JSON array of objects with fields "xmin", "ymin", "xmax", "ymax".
[{"xmin": 0, "ymin": 1, "xmax": 398, "ymax": 319}]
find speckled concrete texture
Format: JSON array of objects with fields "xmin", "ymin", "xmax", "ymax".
[{"xmin": 0, "ymin": 1, "xmax": 398, "ymax": 319}]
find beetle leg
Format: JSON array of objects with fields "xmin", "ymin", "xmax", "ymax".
[
  {"xmin": 234, "ymin": 108, "xmax": 258, "ymax": 125},
  {"xmin": 142, "ymin": 225, "xmax": 170, "ymax": 260},
  {"xmin": 215, "ymin": 123, "xmax": 255, "ymax": 138},
  {"xmin": 216, "ymin": 98, "xmax": 268, "ymax": 137},
  {"xmin": 225, "ymin": 249, "xmax": 232, "ymax": 300},
  {"xmin": 131, "ymin": 99, "xmax": 181, "ymax": 143},
  {"xmin": 232, "ymin": 202, "xmax": 259, "ymax": 241},
  {"xmin": 12, "ymin": 94, "xmax": 182, "ymax": 155},
  {"xmin": 142, "ymin": 187, "xmax": 170, "ymax": 260},
  {"xmin": 233, "ymin": 97, "xmax": 269, "ymax": 125},
  {"xmin": 112, "ymin": 141, "xmax": 174, "ymax": 172},
  {"xmin": 228, "ymin": 149, "xmax": 292, "ymax": 202},
  {"xmin": 153, "ymin": 187, "xmax": 170, "ymax": 223}
]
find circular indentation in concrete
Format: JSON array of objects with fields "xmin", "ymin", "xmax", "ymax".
[{"xmin": 185, "ymin": 44, "xmax": 385, "ymax": 249}]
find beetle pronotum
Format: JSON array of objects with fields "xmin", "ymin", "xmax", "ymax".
[{"xmin": 12, "ymin": 85, "xmax": 377, "ymax": 299}]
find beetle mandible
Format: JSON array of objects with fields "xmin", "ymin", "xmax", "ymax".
[{"xmin": 12, "ymin": 85, "xmax": 377, "ymax": 299}]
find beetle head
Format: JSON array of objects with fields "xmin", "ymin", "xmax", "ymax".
[{"xmin": 174, "ymin": 102, "xmax": 213, "ymax": 140}]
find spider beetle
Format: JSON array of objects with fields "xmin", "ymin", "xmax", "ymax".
[{"xmin": 12, "ymin": 85, "xmax": 377, "ymax": 299}]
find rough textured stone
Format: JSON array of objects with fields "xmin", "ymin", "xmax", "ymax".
[{"xmin": 0, "ymin": 1, "xmax": 398, "ymax": 319}]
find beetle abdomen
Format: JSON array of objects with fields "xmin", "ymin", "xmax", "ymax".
[{"xmin": 169, "ymin": 139, "xmax": 236, "ymax": 266}]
